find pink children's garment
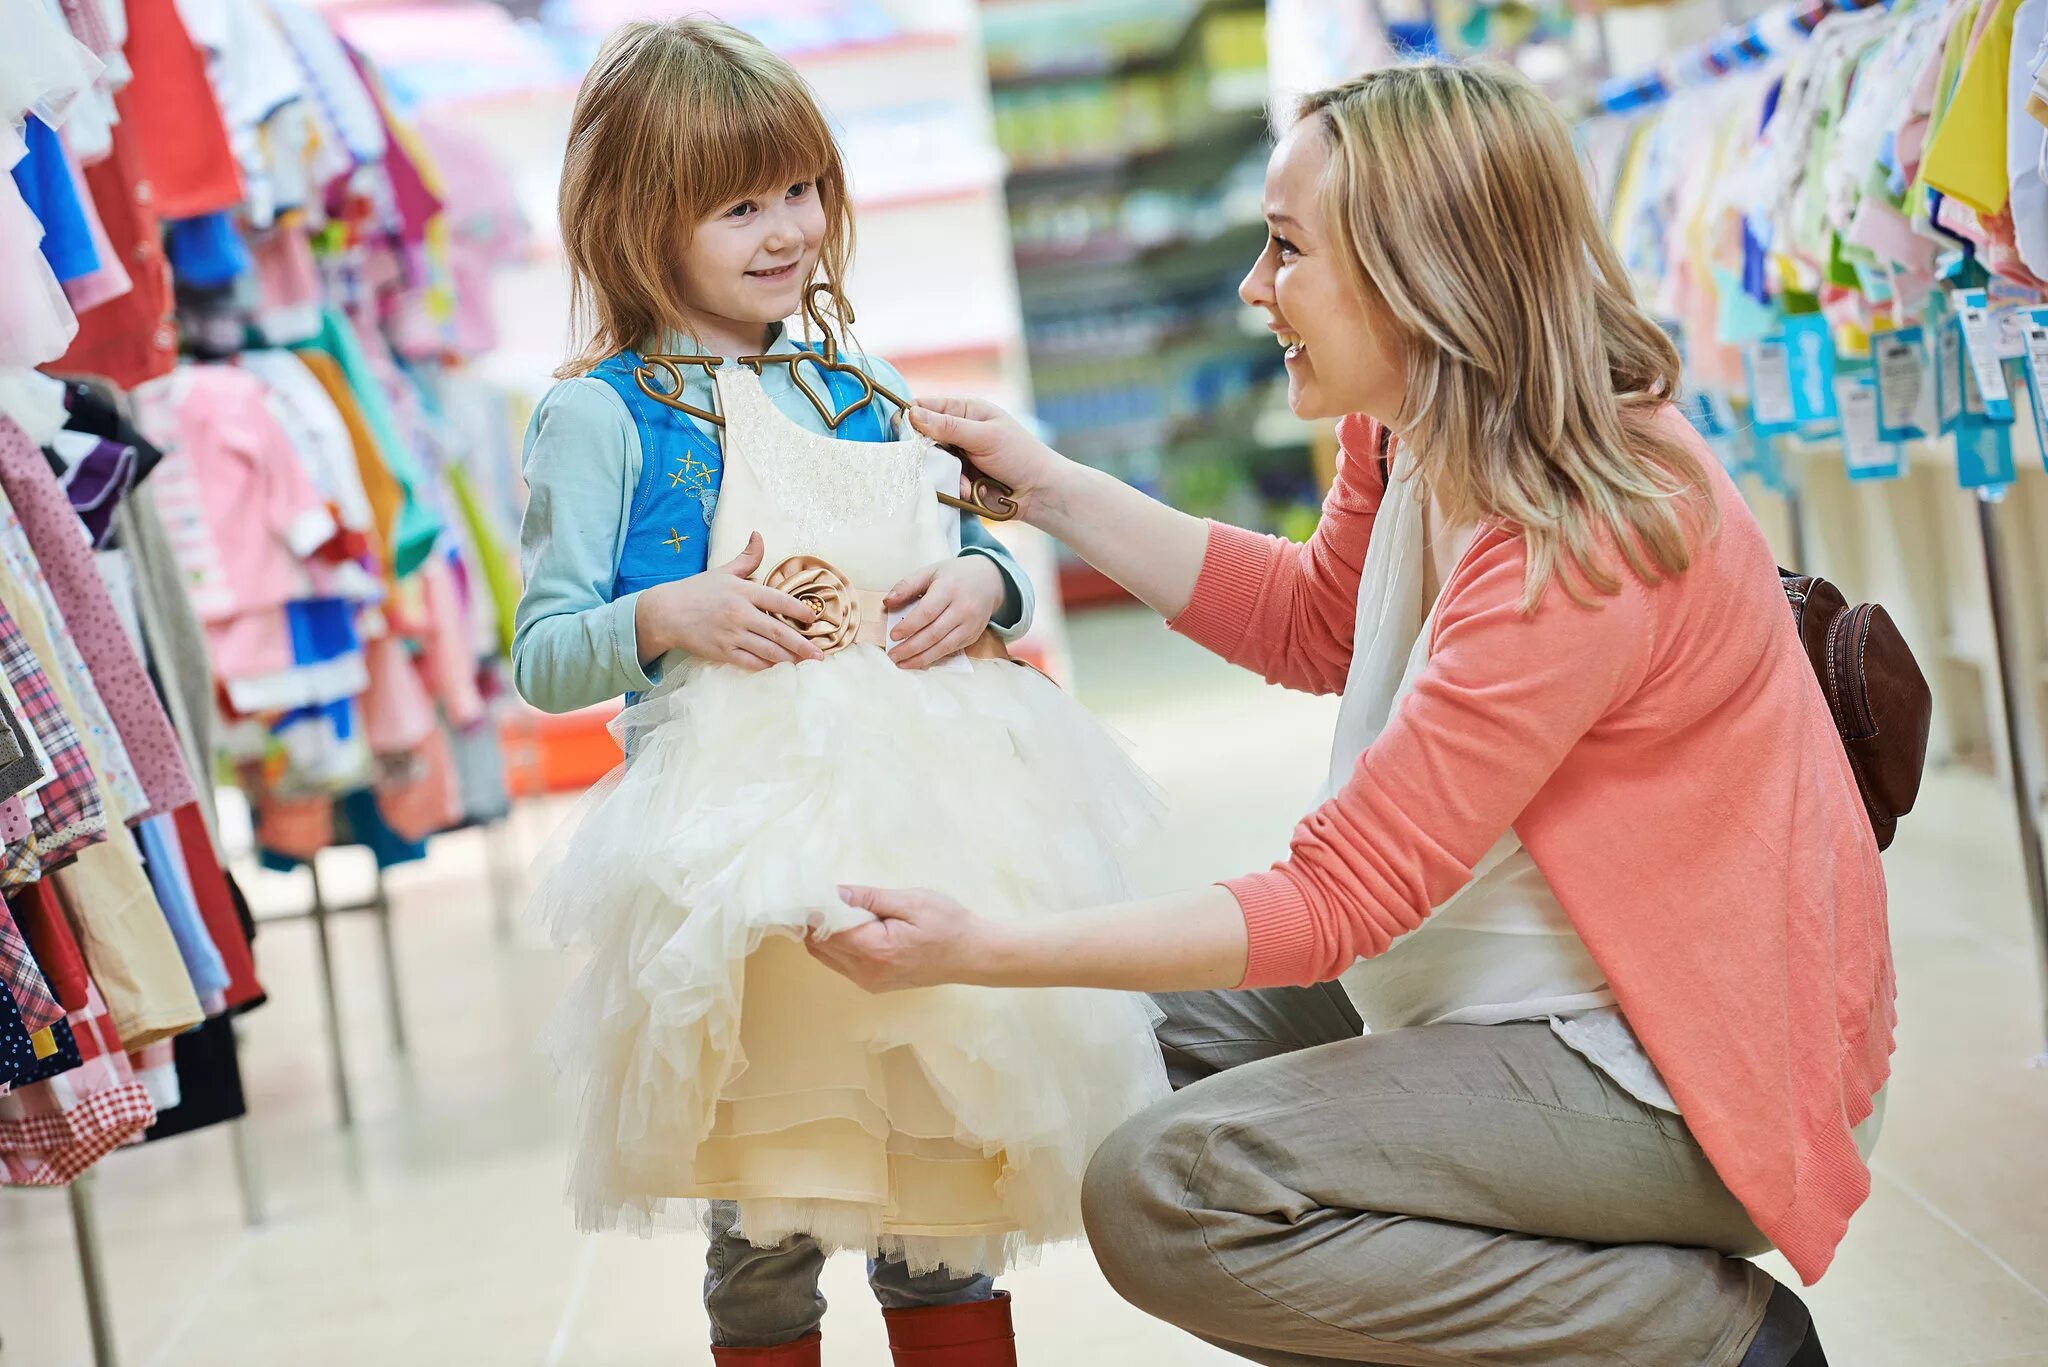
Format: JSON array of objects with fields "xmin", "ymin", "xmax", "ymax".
[
  {"xmin": 134, "ymin": 366, "xmax": 337, "ymax": 646},
  {"xmin": 0, "ymin": 419, "xmax": 195, "ymax": 821}
]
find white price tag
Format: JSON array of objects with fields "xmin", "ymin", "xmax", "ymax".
[
  {"xmin": 1749, "ymin": 340, "xmax": 1796, "ymax": 427},
  {"xmin": 1997, "ymin": 305, "xmax": 2033, "ymax": 360},
  {"xmin": 1873, "ymin": 330, "xmax": 1929, "ymax": 439},
  {"xmin": 2024, "ymin": 319, "xmax": 2048, "ymax": 406},
  {"xmin": 2023, "ymin": 315, "xmax": 2048, "ymax": 462},
  {"xmin": 1956, "ymin": 290, "xmax": 2014, "ymax": 413},
  {"xmin": 1836, "ymin": 376, "xmax": 1901, "ymax": 478}
]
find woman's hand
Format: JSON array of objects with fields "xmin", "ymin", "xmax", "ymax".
[
  {"xmin": 885, "ymin": 555, "xmax": 1005, "ymax": 669},
  {"xmin": 911, "ymin": 397, "xmax": 1211, "ymax": 620},
  {"xmin": 807, "ymin": 886, "xmax": 995, "ymax": 992},
  {"xmin": 908, "ymin": 398, "xmax": 1074, "ymax": 525},
  {"xmin": 810, "ymin": 884, "xmax": 1250, "ymax": 994},
  {"xmin": 634, "ymin": 531, "xmax": 826, "ymax": 671}
]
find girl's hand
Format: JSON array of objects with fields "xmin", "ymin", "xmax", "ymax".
[
  {"xmin": 907, "ymin": 398, "xmax": 1074, "ymax": 524},
  {"xmin": 635, "ymin": 532, "xmax": 826, "ymax": 671},
  {"xmin": 885, "ymin": 555, "xmax": 1006, "ymax": 669},
  {"xmin": 807, "ymin": 886, "xmax": 991, "ymax": 992}
]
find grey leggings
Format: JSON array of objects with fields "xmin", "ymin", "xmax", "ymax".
[{"xmin": 701, "ymin": 1201, "xmax": 992, "ymax": 1347}]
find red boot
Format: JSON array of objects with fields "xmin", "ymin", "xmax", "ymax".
[
  {"xmin": 710, "ymin": 1332, "xmax": 821, "ymax": 1365},
  {"xmin": 882, "ymin": 1291, "xmax": 1016, "ymax": 1366}
]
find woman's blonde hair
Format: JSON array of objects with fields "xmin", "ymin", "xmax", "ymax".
[
  {"xmin": 555, "ymin": 19, "xmax": 855, "ymax": 378},
  {"xmin": 1299, "ymin": 61, "xmax": 1714, "ymax": 607}
]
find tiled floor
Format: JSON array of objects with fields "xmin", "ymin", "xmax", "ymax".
[{"xmin": 2, "ymin": 609, "xmax": 2046, "ymax": 1366}]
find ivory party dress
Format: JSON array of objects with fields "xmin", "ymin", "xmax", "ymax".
[{"xmin": 532, "ymin": 364, "xmax": 1169, "ymax": 1275}]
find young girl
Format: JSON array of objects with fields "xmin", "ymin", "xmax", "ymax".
[{"xmin": 514, "ymin": 20, "xmax": 1169, "ymax": 1365}]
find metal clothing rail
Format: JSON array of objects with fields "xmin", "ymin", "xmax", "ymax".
[
  {"xmin": 1594, "ymin": 0, "xmax": 1890, "ymax": 114},
  {"xmin": 254, "ymin": 854, "xmax": 408, "ymax": 1131},
  {"xmin": 46, "ymin": 818, "xmax": 517, "ymax": 1367},
  {"xmin": 261, "ymin": 819, "xmax": 518, "ymax": 1128},
  {"xmin": 1975, "ymin": 491, "xmax": 2048, "ymax": 1064},
  {"xmin": 46, "ymin": 1059, "xmax": 269, "ymax": 1367}
]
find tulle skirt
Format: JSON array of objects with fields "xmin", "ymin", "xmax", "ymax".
[{"xmin": 529, "ymin": 647, "xmax": 1171, "ymax": 1275}]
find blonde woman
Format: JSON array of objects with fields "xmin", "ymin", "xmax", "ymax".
[{"xmin": 809, "ymin": 62, "xmax": 1891, "ymax": 1366}]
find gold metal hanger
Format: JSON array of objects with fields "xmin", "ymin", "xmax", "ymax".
[{"xmin": 630, "ymin": 284, "xmax": 1018, "ymax": 521}]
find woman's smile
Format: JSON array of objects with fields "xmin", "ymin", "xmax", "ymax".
[{"xmin": 1270, "ymin": 319, "xmax": 1308, "ymax": 364}]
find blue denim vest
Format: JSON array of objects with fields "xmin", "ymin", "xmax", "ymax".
[{"xmin": 588, "ymin": 345, "xmax": 891, "ymax": 600}]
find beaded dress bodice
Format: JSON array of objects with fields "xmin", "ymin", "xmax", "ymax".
[{"xmin": 705, "ymin": 366, "xmax": 959, "ymax": 592}]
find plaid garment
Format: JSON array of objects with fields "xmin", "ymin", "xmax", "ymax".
[
  {"xmin": 0, "ymin": 982, "xmax": 156, "ymax": 1185},
  {"xmin": 0, "ymin": 423, "xmax": 196, "ymax": 817},
  {"xmin": 0, "ymin": 904, "xmax": 62, "ymax": 1033},
  {"xmin": 0, "ymin": 505, "xmax": 148, "ymax": 824},
  {"xmin": 0, "ymin": 593, "xmax": 105, "ymax": 874}
]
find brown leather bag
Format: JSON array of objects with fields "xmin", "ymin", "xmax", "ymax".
[{"xmin": 1780, "ymin": 570, "xmax": 1933, "ymax": 850}]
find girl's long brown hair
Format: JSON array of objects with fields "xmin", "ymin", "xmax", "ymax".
[
  {"xmin": 1301, "ymin": 61, "xmax": 1715, "ymax": 606},
  {"xmin": 555, "ymin": 19, "xmax": 856, "ymax": 378}
]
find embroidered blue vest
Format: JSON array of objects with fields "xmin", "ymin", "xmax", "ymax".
[{"xmin": 591, "ymin": 345, "xmax": 891, "ymax": 600}]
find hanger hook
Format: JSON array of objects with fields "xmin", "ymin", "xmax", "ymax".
[{"xmin": 803, "ymin": 282, "xmax": 855, "ymax": 364}]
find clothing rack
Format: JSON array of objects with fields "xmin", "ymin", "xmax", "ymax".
[
  {"xmin": 48, "ymin": 1058, "xmax": 268, "ymax": 1367},
  {"xmin": 1593, "ymin": 0, "xmax": 1890, "ymax": 114},
  {"xmin": 1976, "ymin": 490, "xmax": 2048, "ymax": 1065},
  {"xmin": 252, "ymin": 816, "xmax": 517, "ymax": 1128},
  {"xmin": 1593, "ymin": 0, "xmax": 2048, "ymax": 1057}
]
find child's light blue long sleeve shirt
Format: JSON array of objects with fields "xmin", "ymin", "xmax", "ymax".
[{"xmin": 513, "ymin": 330, "xmax": 1034, "ymax": 714}]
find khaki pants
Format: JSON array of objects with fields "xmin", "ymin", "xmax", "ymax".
[{"xmin": 1080, "ymin": 985, "xmax": 1779, "ymax": 1366}]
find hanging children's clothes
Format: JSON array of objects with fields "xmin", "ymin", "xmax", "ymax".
[
  {"xmin": 530, "ymin": 364, "xmax": 1169, "ymax": 1274},
  {"xmin": 0, "ymin": 981, "xmax": 156, "ymax": 1183},
  {"xmin": 0, "ymin": 417, "xmax": 197, "ymax": 819},
  {"xmin": 0, "ymin": 578, "xmax": 107, "ymax": 875},
  {"xmin": 120, "ymin": 0, "xmax": 244, "ymax": 218}
]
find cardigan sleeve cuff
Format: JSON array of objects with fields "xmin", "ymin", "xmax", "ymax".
[
  {"xmin": 609, "ymin": 591, "xmax": 661, "ymax": 693},
  {"xmin": 1221, "ymin": 870, "xmax": 1323, "ymax": 990},
  {"xmin": 1167, "ymin": 521, "xmax": 1278, "ymax": 657}
]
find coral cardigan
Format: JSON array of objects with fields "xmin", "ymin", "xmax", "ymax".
[{"xmin": 1172, "ymin": 409, "xmax": 1895, "ymax": 1283}]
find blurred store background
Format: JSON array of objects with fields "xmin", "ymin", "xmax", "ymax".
[{"xmin": 4, "ymin": 0, "xmax": 2048, "ymax": 1363}]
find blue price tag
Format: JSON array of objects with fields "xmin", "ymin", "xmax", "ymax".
[
  {"xmin": 1955, "ymin": 420, "xmax": 2015, "ymax": 490},
  {"xmin": 1783, "ymin": 315, "xmax": 1839, "ymax": 423}
]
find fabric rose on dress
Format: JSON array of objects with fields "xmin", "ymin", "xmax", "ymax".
[{"xmin": 764, "ymin": 555, "xmax": 859, "ymax": 654}]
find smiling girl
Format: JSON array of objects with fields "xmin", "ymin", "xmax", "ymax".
[{"xmin": 513, "ymin": 20, "xmax": 1169, "ymax": 1366}]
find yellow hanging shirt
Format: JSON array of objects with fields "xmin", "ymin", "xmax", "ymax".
[{"xmin": 1923, "ymin": 0, "xmax": 2028, "ymax": 214}]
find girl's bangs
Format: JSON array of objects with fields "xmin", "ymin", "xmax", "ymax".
[{"xmin": 688, "ymin": 78, "xmax": 840, "ymax": 214}]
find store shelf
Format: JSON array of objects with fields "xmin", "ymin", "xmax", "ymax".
[
  {"xmin": 986, "ymin": 0, "xmax": 1261, "ymax": 89},
  {"xmin": 1003, "ymin": 110, "xmax": 1267, "ymax": 194},
  {"xmin": 1012, "ymin": 215, "xmax": 1263, "ymax": 272}
]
